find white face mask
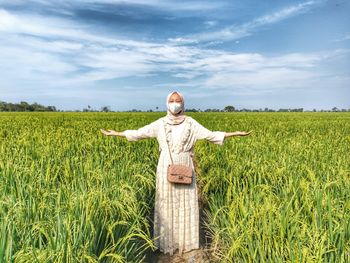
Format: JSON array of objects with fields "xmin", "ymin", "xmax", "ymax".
[{"xmin": 168, "ymin": 102, "xmax": 182, "ymax": 114}]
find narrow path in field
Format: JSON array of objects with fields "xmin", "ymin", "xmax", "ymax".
[
  {"xmin": 145, "ymin": 157, "xmax": 218, "ymax": 263},
  {"xmin": 145, "ymin": 197, "xmax": 215, "ymax": 263}
]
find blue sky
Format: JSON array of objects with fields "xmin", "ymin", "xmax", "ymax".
[{"xmin": 0, "ymin": 0, "xmax": 349, "ymax": 111}]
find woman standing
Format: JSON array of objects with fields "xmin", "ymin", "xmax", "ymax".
[{"xmin": 100, "ymin": 91, "xmax": 251, "ymax": 256}]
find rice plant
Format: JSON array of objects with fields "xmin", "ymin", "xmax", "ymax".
[{"xmin": 0, "ymin": 112, "xmax": 349, "ymax": 262}]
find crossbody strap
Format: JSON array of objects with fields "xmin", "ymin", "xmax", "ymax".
[{"xmin": 163, "ymin": 119, "xmax": 174, "ymax": 165}]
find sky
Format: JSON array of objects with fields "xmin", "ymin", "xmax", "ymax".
[{"xmin": 0, "ymin": 0, "xmax": 349, "ymax": 111}]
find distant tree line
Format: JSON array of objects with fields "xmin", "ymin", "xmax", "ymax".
[
  {"xmin": 1, "ymin": 101, "xmax": 349, "ymax": 112},
  {"xmin": 0, "ymin": 101, "xmax": 57, "ymax": 112},
  {"xmin": 179, "ymin": 106, "xmax": 350, "ymax": 112}
]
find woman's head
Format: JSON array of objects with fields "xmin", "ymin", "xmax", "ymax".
[{"xmin": 166, "ymin": 91, "xmax": 184, "ymax": 115}]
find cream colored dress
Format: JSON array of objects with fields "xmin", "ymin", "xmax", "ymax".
[{"xmin": 124, "ymin": 115, "xmax": 225, "ymax": 256}]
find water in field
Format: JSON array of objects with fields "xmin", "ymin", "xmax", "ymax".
[{"xmin": 0, "ymin": 112, "xmax": 349, "ymax": 262}]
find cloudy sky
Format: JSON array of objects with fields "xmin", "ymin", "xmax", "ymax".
[{"xmin": 0, "ymin": 0, "xmax": 349, "ymax": 111}]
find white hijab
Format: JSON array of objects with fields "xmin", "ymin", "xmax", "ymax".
[{"xmin": 165, "ymin": 91, "xmax": 186, "ymax": 125}]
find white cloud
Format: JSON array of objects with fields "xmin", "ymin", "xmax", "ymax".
[
  {"xmin": 1, "ymin": 0, "xmax": 224, "ymax": 12},
  {"xmin": 332, "ymin": 33, "xmax": 350, "ymax": 42},
  {"xmin": 204, "ymin": 20, "xmax": 218, "ymax": 28},
  {"xmin": 169, "ymin": 0, "xmax": 321, "ymax": 44},
  {"xmin": 0, "ymin": 9, "xmax": 118, "ymax": 45},
  {"xmin": 252, "ymin": 1, "xmax": 316, "ymax": 25},
  {"xmin": 204, "ymin": 68, "xmax": 319, "ymax": 90}
]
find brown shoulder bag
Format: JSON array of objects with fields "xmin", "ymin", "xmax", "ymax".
[{"xmin": 163, "ymin": 120, "xmax": 193, "ymax": 185}]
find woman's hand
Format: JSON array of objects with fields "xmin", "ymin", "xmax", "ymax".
[
  {"xmin": 100, "ymin": 129, "xmax": 118, "ymax": 136},
  {"xmin": 235, "ymin": 130, "xmax": 253, "ymax": 136},
  {"xmin": 224, "ymin": 130, "xmax": 253, "ymax": 138}
]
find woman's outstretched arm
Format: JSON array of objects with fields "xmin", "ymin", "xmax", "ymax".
[
  {"xmin": 224, "ymin": 130, "xmax": 253, "ymax": 138},
  {"xmin": 191, "ymin": 116, "xmax": 252, "ymax": 145},
  {"xmin": 100, "ymin": 129, "xmax": 125, "ymax": 137},
  {"xmin": 100, "ymin": 119, "xmax": 159, "ymax": 141}
]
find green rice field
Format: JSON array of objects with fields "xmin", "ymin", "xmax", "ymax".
[{"xmin": 0, "ymin": 112, "xmax": 349, "ymax": 262}]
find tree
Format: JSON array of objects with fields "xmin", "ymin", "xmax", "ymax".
[
  {"xmin": 101, "ymin": 106, "xmax": 110, "ymax": 112},
  {"xmin": 0, "ymin": 100, "xmax": 58, "ymax": 112},
  {"xmin": 47, "ymin": 106, "xmax": 56, "ymax": 111},
  {"xmin": 83, "ymin": 105, "xmax": 94, "ymax": 112},
  {"xmin": 224, "ymin": 105, "xmax": 235, "ymax": 112},
  {"xmin": 204, "ymin": 108, "xmax": 221, "ymax": 112},
  {"xmin": 186, "ymin": 108, "xmax": 198, "ymax": 112}
]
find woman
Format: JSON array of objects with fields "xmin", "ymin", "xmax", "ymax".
[{"xmin": 100, "ymin": 91, "xmax": 251, "ymax": 256}]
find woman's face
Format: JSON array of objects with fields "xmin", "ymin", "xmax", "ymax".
[{"xmin": 168, "ymin": 92, "xmax": 182, "ymax": 104}]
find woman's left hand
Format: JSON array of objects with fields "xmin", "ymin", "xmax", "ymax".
[{"xmin": 236, "ymin": 130, "xmax": 253, "ymax": 136}]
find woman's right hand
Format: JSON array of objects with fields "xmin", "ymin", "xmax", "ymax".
[{"xmin": 100, "ymin": 129, "xmax": 118, "ymax": 136}]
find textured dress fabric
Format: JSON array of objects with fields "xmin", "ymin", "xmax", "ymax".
[{"xmin": 124, "ymin": 116, "xmax": 226, "ymax": 256}]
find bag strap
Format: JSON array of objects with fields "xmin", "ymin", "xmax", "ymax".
[{"xmin": 163, "ymin": 119, "xmax": 174, "ymax": 165}]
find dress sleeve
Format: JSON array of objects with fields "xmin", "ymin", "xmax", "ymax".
[
  {"xmin": 124, "ymin": 119, "xmax": 159, "ymax": 141},
  {"xmin": 192, "ymin": 118, "xmax": 226, "ymax": 145}
]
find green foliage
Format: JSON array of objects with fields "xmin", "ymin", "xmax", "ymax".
[
  {"xmin": 0, "ymin": 112, "xmax": 349, "ymax": 262},
  {"xmin": 224, "ymin": 106, "xmax": 235, "ymax": 112},
  {"xmin": 0, "ymin": 112, "xmax": 161, "ymax": 262},
  {"xmin": 0, "ymin": 101, "xmax": 57, "ymax": 112},
  {"xmin": 194, "ymin": 112, "xmax": 350, "ymax": 262}
]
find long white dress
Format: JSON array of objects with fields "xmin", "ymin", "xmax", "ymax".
[{"xmin": 124, "ymin": 115, "xmax": 225, "ymax": 256}]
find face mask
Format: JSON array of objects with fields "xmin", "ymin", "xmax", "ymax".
[{"xmin": 168, "ymin": 102, "xmax": 182, "ymax": 114}]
